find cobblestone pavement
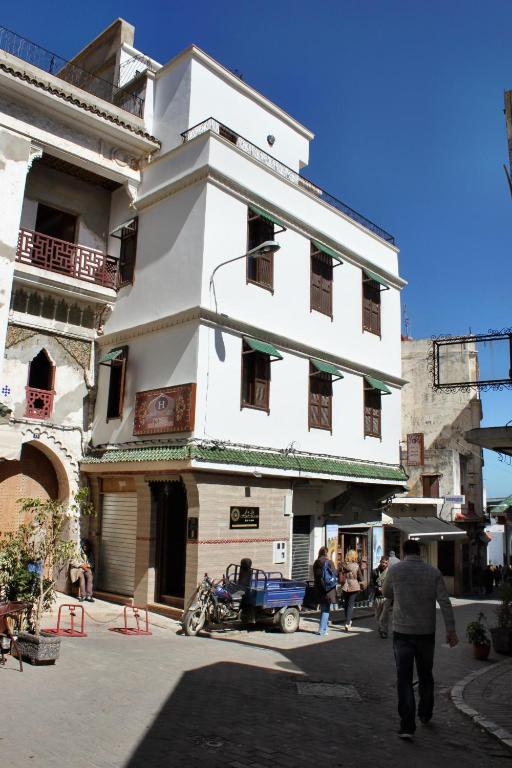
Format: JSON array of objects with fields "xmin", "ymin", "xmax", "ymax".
[{"xmin": 1, "ymin": 598, "xmax": 511, "ymax": 768}]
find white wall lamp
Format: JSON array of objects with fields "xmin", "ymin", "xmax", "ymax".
[{"xmin": 209, "ymin": 241, "xmax": 281, "ymax": 312}]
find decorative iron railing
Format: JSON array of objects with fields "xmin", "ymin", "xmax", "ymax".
[
  {"xmin": 25, "ymin": 387, "xmax": 54, "ymax": 419},
  {"xmin": 0, "ymin": 25, "xmax": 144, "ymax": 118},
  {"xmin": 16, "ymin": 229, "xmax": 118, "ymax": 289},
  {"xmin": 181, "ymin": 118, "xmax": 395, "ymax": 244}
]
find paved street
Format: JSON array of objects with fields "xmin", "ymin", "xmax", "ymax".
[{"xmin": 1, "ymin": 597, "xmax": 511, "ymax": 768}]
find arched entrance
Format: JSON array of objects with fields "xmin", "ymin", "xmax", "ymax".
[{"xmin": 0, "ymin": 442, "xmax": 60, "ymax": 533}]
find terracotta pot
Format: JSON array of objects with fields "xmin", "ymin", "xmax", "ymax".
[{"xmin": 472, "ymin": 642, "xmax": 491, "ymax": 660}]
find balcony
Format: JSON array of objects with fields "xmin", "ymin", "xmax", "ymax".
[
  {"xmin": 25, "ymin": 387, "xmax": 54, "ymax": 420},
  {"xmin": 16, "ymin": 229, "xmax": 118, "ymax": 290},
  {"xmin": 0, "ymin": 25, "xmax": 144, "ymax": 117},
  {"xmin": 181, "ymin": 118, "xmax": 395, "ymax": 245}
]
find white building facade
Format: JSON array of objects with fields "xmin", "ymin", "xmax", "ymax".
[{"xmin": 0, "ymin": 20, "xmax": 406, "ymax": 610}]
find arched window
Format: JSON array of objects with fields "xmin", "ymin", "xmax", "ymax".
[{"xmin": 25, "ymin": 349, "xmax": 55, "ymax": 419}]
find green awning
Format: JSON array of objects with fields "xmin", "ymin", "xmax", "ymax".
[
  {"xmin": 311, "ymin": 359, "xmax": 344, "ymax": 379},
  {"xmin": 99, "ymin": 349, "xmax": 123, "ymax": 365},
  {"xmin": 312, "ymin": 240, "xmax": 344, "ymax": 265},
  {"xmin": 491, "ymin": 494, "xmax": 512, "ymax": 516},
  {"xmin": 365, "ymin": 376, "xmax": 391, "ymax": 395},
  {"xmin": 363, "ymin": 268, "xmax": 390, "ymax": 290},
  {"xmin": 249, "ymin": 205, "xmax": 286, "ymax": 231},
  {"xmin": 244, "ymin": 337, "xmax": 283, "ymax": 360}
]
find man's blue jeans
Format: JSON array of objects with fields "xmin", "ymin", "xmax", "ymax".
[
  {"xmin": 393, "ymin": 632, "xmax": 435, "ymax": 733},
  {"xmin": 319, "ymin": 603, "xmax": 330, "ymax": 633}
]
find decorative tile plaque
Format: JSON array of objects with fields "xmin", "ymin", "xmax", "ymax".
[{"xmin": 133, "ymin": 383, "xmax": 196, "ymax": 435}]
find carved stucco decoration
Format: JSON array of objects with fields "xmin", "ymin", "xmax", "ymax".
[{"xmin": 6, "ymin": 324, "xmax": 92, "ymax": 372}]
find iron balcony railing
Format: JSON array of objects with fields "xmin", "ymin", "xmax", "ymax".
[
  {"xmin": 17, "ymin": 228, "xmax": 118, "ymax": 289},
  {"xmin": 0, "ymin": 25, "xmax": 144, "ymax": 118},
  {"xmin": 181, "ymin": 118, "xmax": 395, "ymax": 245}
]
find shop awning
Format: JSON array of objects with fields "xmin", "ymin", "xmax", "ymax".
[
  {"xmin": 0, "ymin": 425, "xmax": 22, "ymax": 461},
  {"xmin": 312, "ymin": 240, "xmax": 344, "ymax": 266},
  {"xmin": 489, "ymin": 494, "xmax": 512, "ymax": 516},
  {"xmin": 310, "ymin": 359, "xmax": 344, "ymax": 380},
  {"xmin": 243, "ymin": 337, "xmax": 283, "ymax": 360},
  {"xmin": 389, "ymin": 516, "xmax": 467, "ymax": 541},
  {"xmin": 99, "ymin": 349, "xmax": 124, "ymax": 365},
  {"xmin": 364, "ymin": 376, "xmax": 392, "ymax": 395},
  {"xmin": 249, "ymin": 205, "xmax": 287, "ymax": 232},
  {"xmin": 363, "ymin": 268, "xmax": 390, "ymax": 290}
]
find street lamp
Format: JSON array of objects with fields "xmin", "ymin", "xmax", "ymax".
[{"xmin": 209, "ymin": 241, "xmax": 281, "ymax": 312}]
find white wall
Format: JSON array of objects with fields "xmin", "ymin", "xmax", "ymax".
[
  {"xmin": 93, "ymin": 321, "xmax": 199, "ymax": 445},
  {"xmin": 103, "ymin": 182, "xmax": 207, "ymax": 336},
  {"xmin": 194, "ymin": 325, "xmax": 401, "ymax": 465},
  {"xmin": 202, "ymin": 182, "xmax": 402, "ymax": 378},
  {"xmin": 152, "ymin": 56, "xmax": 192, "ymax": 154},
  {"xmin": 0, "ymin": 127, "xmax": 31, "ymax": 378}
]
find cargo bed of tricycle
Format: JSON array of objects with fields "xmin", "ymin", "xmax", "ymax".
[{"xmin": 225, "ymin": 564, "xmax": 306, "ymax": 609}]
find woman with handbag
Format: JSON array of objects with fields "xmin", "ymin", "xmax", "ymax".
[{"xmin": 339, "ymin": 549, "xmax": 364, "ymax": 632}]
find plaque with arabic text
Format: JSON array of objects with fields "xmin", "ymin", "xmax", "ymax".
[
  {"xmin": 133, "ymin": 384, "xmax": 196, "ymax": 435},
  {"xmin": 406, "ymin": 433, "xmax": 424, "ymax": 466}
]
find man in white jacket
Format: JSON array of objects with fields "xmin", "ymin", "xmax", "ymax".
[{"xmin": 384, "ymin": 539, "xmax": 458, "ymax": 740}]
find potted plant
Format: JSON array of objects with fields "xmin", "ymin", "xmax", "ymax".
[
  {"xmin": 0, "ymin": 490, "xmax": 93, "ymax": 665},
  {"xmin": 466, "ymin": 612, "xmax": 491, "ymax": 660},
  {"xmin": 490, "ymin": 583, "xmax": 512, "ymax": 655}
]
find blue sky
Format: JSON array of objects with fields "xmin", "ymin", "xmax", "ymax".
[{"xmin": 3, "ymin": 1, "xmax": 511, "ymax": 495}]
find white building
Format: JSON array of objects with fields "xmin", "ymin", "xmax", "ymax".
[{"xmin": 0, "ymin": 19, "xmax": 406, "ymax": 610}]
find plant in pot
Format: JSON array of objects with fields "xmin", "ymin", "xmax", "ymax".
[
  {"xmin": 466, "ymin": 612, "xmax": 491, "ymax": 660},
  {"xmin": 490, "ymin": 583, "xmax": 512, "ymax": 655},
  {"xmin": 0, "ymin": 490, "xmax": 93, "ymax": 665}
]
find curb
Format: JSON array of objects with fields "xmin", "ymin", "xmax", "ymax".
[{"xmin": 451, "ymin": 660, "xmax": 512, "ymax": 751}]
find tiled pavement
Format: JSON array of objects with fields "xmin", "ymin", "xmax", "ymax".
[{"xmin": 1, "ymin": 596, "xmax": 511, "ymax": 768}]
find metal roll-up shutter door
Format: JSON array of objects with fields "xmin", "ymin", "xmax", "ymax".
[
  {"xmin": 292, "ymin": 516, "xmax": 311, "ymax": 581},
  {"xmin": 99, "ymin": 493, "xmax": 137, "ymax": 596}
]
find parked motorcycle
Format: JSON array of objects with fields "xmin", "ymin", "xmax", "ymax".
[{"xmin": 182, "ymin": 564, "xmax": 306, "ymax": 636}]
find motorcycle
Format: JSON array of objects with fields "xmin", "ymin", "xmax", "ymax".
[
  {"xmin": 182, "ymin": 574, "xmax": 243, "ymax": 636},
  {"xmin": 182, "ymin": 564, "xmax": 306, "ymax": 636}
]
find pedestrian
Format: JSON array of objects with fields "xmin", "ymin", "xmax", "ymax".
[
  {"xmin": 313, "ymin": 546, "xmax": 338, "ymax": 636},
  {"xmin": 70, "ymin": 538, "xmax": 95, "ymax": 603},
  {"xmin": 383, "ymin": 539, "xmax": 458, "ymax": 740},
  {"xmin": 388, "ymin": 550, "xmax": 400, "ymax": 568},
  {"xmin": 484, "ymin": 565, "xmax": 494, "ymax": 595},
  {"xmin": 371, "ymin": 555, "xmax": 390, "ymax": 638},
  {"xmin": 495, "ymin": 564, "xmax": 503, "ymax": 588},
  {"xmin": 339, "ymin": 549, "xmax": 364, "ymax": 632}
]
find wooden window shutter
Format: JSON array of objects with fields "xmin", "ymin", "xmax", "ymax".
[{"xmin": 309, "ymin": 365, "xmax": 332, "ymax": 430}]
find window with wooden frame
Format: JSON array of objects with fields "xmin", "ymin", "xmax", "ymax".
[
  {"xmin": 362, "ymin": 274, "xmax": 381, "ymax": 336},
  {"xmin": 118, "ymin": 218, "xmax": 138, "ymax": 286},
  {"xmin": 241, "ymin": 341, "xmax": 271, "ymax": 412},
  {"xmin": 103, "ymin": 346, "xmax": 128, "ymax": 420},
  {"xmin": 364, "ymin": 387, "xmax": 382, "ymax": 438},
  {"xmin": 247, "ymin": 209, "xmax": 275, "ymax": 290},
  {"xmin": 422, "ymin": 474, "xmax": 441, "ymax": 498},
  {"xmin": 310, "ymin": 243, "xmax": 333, "ymax": 317},
  {"xmin": 309, "ymin": 366, "xmax": 333, "ymax": 431}
]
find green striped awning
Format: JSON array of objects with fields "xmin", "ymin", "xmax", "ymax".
[
  {"xmin": 249, "ymin": 205, "xmax": 286, "ymax": 231},
  {"xmin": 244, "ymin": 337, "xmax": 283, "ymax": 360},
  {"xmin": 365, "ymin": 376, "xmax": 391, "ymax": 395},
  {"xmin": 363, "ymin": 268, "xmax": 389, "ymax": 290},
  {"xmin": 491, "ymin": 494, "xmax": 512, "ymax": 516},
  {"xmin": 311, "ymin": 359, "xmax": 344, "ymax": 379},
  {"xmin": 312, "ymin": 240, "xmax": 344, "ymax": 265},
  {"xmin": 99, "ymin": 349, "xmax": 124, "ymax": 365}
]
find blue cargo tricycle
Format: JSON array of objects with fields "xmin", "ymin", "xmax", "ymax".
[{"xmin": 182, "ymin": 563, "xmax": 307, "ymax": 636}]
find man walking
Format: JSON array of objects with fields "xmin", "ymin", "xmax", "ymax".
[
  {"xmin": 383, "ymin": 540, "xmax": 458, "ymax": 740},
  {"xmin": 371, "ymin": 555, "xmax": 390, "ymax": 638}
]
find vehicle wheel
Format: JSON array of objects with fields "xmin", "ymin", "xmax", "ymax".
[
  {"xmin": 183, "ymin": 606, "xmax": 206, "ymax": 636},
  {"xmin": 279, "ymin": 607, "xmax": 300, "ymax": 634}
]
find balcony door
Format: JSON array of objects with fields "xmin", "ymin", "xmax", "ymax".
[{"xmin": 35, "ymin": 203, "xmax": 77, "ymax": 244}]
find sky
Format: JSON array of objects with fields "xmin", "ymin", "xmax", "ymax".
[{"xmin": 2, "ymin": 0, "xmax": 512, "ymax": 495}]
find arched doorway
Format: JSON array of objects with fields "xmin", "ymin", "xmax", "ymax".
[{"xmin": 0, "ymin": 442, "xmax": 60, "ymax": 533}]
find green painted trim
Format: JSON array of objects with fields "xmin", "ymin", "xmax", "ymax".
[
  {"xmin": 244, "ymin": 337, "xmax": 283, "ymax": 359},
  {"xmin": 312, "ymin": 240, "xmax": 344, "ymax": 265},
  {"xmin": 82, "ymin": 444, "xmax": 407, "ymax": 482},
  {"xmin": 311, "ymin": 358, "xmax": 344, "ymax": 378},
  {"xmin": 365, "ymin": 376, "xmax": 392, "ymax": 395},
  {"xmin": 99, "ymin": 349, "xmax": 123, "ymax": 364},
  {"xmin": 249, "ymin": 204, "xmax": 287, "ymax": 230},
  {"xmin": 363, "ymin": 268, "xmax": 389, "ymax": 290}
]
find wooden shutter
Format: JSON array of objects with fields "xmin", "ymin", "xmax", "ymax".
[
  {"xmin": 247, "ymin": 210, "xmax": 274, "ymax": 290},
  {"xmin": 241, "ymin": 346, "xmax": 270, "ymax": 411},
  {"xmin": 107, "ymin": 346, "xmax": 128, "ymax": 419},
  {"xmin": 311, "ymin": 248, "xmax": 333, "ymax": 316},
  {"xmin": 364, "ymin": 388, "xmax": 381, "ymax": 437},
  {"xmin": 309, "ymin": 368, "xmax": 332, "ymax": 430},
  {"xmin": 119, "ymin": 218, "xmax": 138, "ymax": 285},
  {"xmin": 363, "ymin": 277, "xmax": 381, "ymax": 335}
]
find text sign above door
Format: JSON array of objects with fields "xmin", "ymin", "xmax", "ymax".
[{"xmin": 230, "ymin": 506, "xmax": 260, "ymax": 529}]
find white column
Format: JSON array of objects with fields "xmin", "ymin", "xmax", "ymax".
[{"xmin": 0, "ymin": 128, "xmax": 37, "ymax": 380}]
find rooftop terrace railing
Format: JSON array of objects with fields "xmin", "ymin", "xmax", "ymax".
[
  {"xmin": 0, "ymin": 25, "xmax": 144, "ymax": 118},
  {"xmin": 181, "ymin": 118, "xmax": 395, "ymax": 245}
]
